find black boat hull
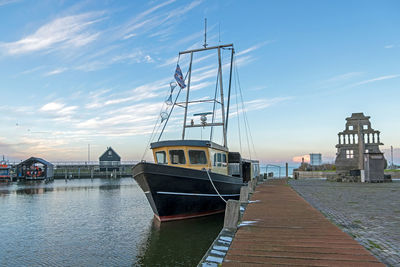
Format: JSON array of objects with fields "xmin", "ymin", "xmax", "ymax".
[{"xmin": 133, "ymin": 162, "xmax": 244, "ymax": 221}]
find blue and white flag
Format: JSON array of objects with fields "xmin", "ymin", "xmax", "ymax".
[{"xmin": 174, "ymin": 64, "xmax": 186, "ymax": 89}]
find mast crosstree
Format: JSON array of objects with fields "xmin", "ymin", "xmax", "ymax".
[{"xmin": 177, "ymin": 44, "xmax": 235, "ymax": 148}]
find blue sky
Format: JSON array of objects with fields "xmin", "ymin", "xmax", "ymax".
[{"xmin": 0, "ymin": 0, "xmax": 399, "ymax": 165}]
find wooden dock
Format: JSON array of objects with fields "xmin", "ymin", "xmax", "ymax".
[{"xmin": 222, "ymin": 179, "xmax": 384, "ymax": 266}]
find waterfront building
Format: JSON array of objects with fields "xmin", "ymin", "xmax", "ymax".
[
  {"xmin": 99, "ymin": 147, "xmax": 121, "ymax": 171},
  {"xmin": 335, "ymin": 113, "xmax": 386, "ymax": 182},
  {"xmin": 16, "ymin": 157, "xmax": 54, "ymax": 180}
]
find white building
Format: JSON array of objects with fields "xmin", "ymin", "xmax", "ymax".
[{"xmin": 310, "ymin": 153, "xmax": 322, "ymax": 166}]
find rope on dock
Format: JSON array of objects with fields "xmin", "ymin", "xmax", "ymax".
[{"xmin": 205, "ymin": 169, "xmax": 227, "ymax": 203}]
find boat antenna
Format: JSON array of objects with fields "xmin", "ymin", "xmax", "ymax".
[
  {"xmin": 218, "ymin": 22, "xmax": 221, "ymax": 43},
  {"xmin": 203, "ymin": 18, "xmax": 208, "ymax": 48}
]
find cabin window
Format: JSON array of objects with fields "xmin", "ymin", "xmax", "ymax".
[
  {"xmin": 189, "ymin": 150, "xmax": 207, "ymax": 164},
  {"xmin": 156, "ymin": 151, "xmax": 167, "ymax": 164},
  {"xmin": 169, "ymin": 150, "xmax": 186, "ymax": 164},
  {"xmin": 213, "ymin": 152, "xmax": 227, "ymax": 167},
  {"xmin": 222, "ymin": 154, "xmax": 227, "ymax": 166}
]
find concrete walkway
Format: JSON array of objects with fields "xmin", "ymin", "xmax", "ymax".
[{"xmin": 223, "ymin": 179, "xmax": 384, "ymax": 266}]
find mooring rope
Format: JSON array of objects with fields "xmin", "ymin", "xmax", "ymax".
[{"xmin": 205, "ymin": 169, "xmax": 227, "ymax": 203}]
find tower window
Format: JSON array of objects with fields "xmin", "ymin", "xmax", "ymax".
[{"xmin": 346, "ymin": 150, "xmax": 354, "ymax": 159}]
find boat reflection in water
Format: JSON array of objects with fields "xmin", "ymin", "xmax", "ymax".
[{"xmin": 136, "ymin": 213, "xmax": 224, "ymax": 266}]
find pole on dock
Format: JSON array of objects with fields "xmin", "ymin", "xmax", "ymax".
[
  {"xmin": 286, "ymin": 162, "xmax": 289, "ymax": 178},
  {"xmin": 239, "ymin": 186, "xmax": 249, "ymax": 203},
  {"xmin": 223, "ymin": 200, "xmax": 240, "ymax": 230}
]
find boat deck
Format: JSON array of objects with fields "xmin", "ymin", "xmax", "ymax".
[{"xmin": 223, "ymin": 179, "xmax": 384, "ymax": 266}]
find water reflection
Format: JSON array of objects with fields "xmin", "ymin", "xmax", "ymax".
[
  {"xmin": 137, "ymin": 214, "xmax": 224, "ymax": 266},
  {"xmin": 0, "ymin": 178, "xmax": 129, "ymax": 196},
  {"xmin": 0, "ymin": 178, "xmax": 223, "ymax": 266}
]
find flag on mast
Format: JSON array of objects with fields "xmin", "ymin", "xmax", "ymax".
[{"xmin": 174, "ymin": 64, "xmax": 186, "ymax": 88}]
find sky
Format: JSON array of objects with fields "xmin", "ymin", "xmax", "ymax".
[{"xmin": 0, "ymin": 0, "xmax": 399, "ymax": 166}]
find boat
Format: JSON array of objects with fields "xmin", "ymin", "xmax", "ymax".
[
  {"xmin": 133, "ymin": 42, "xmax": 260, "ymax": 222},
  {"xmin": 0, "ymin": 158, "xmax": 11, "ymax": 181}
]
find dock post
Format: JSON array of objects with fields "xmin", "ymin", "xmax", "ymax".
[
  {"xmin": 239, "ymin": 186, "xmax": 249, "ymax": 203},
  {"xmin": 223, "ymin": 199, "xmax": 240, "ymax": 230},
  {"xmin": 91, "ymin": 168, "xmax": 94, "ymax": 179},
  {"xmin": 286, "ymin": 162, "xmax": 289, "ymax": 178},
  {"xmin": 248, "ymin": 180, "xmax": 254, "ymax": 193},
  {"xmin": 78, "ymin": 168, "xmax": 80, "ymax": 179}
]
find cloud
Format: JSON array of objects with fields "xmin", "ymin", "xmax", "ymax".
[
  {"xmin": 384, "ymin": 44, "xmax": 394, "ymax": 49},
  {"xmin": 292, "ymin": 154, "xmax": 310, "ymax": 163},
  {"xmin": 40, "ymin": 102, "xmax": 78, "ymax": 116},
  {"xmin": 44, "ymin": 68, "xmax": 67, "ymax": 76},
  {"xmin": 244, "ymin": 97, "xmax": 292, "ymax": 111},
  {"xmin": 236, "ymin": 40, "xmax": 275, "ymax": 56},
  {"xmin": 40, "ymin": 102, "xmax": 64, "ymax": 111},
  {"xmin": 119, "ymin": 0, "xmax": 176, "ymax": 39},
  {"xmin": 118, "ymin": 0, "xmax": 202, "ymax": 40},
  {"xmin": 2, "ymin": 12, "xmax": 104, "ymax": 55},
  {"xmin": 350, "ymin": 74, "xmax": 400, "ymax": 87},
  {"xmin": 85, "ymin": 78, "xmax": 169, "ymax": 109},
  {"xmin": 111, "ymin": 50, "xmax": 154, "ymax": 64},
  {"xmin": 323, "ymin": 72, "xmax": 363, "ymax": 84},
  {"xmin": 0, "ymin": 0, "xmax": 20, "ymax": 7}
]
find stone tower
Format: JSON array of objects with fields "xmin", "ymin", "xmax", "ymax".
[{"xmin": 335, "ymin": 113, "xmax": 385, "ymax": 182}]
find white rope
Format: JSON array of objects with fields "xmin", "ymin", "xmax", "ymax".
[{"xmin": 205, "ymin": 169, "xmax": 227, "ymax": 203}]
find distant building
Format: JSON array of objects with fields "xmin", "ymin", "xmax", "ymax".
[
  {"xmin": 310, "ymin": 153, "xmax": 322, "ymax": 166},
  {"xmin": 99, "ymin": 147, "xmax": 121, "ymax": 171}
]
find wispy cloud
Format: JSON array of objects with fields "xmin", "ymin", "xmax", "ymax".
[
  {"xmin": 236, "ymin": 40, "xmax": 275, "ymax": 56},
  {"xmin": 40, "ymin": 101, "xmax": 78, "ymax": 116},
  {"xmin": 324, "ymin": 72, "xmax": 363, "ymax": 84},
  {"xmin": 384, "ymin": 44, "xmax": 395, "ymax": 49},
  {"xmin": 350, "ymin": 74, "xmax": 400, "ymax": 87},
  {"xmin": 118, "ymin": 0, "xmax": 202, "ymax": 41},
  {"xmin": 0, "ymin": 0, "xmax": 20, "ymax": 7},
  {"xmin": 229, "ymin": 97, "xmax": 292, "ymax": 118},
  {"xmin": 85, "ymin": 78, "xmax": 170, "ymax": 109},
  {"xmin": 244, "ymin": 97, "xmax": 292, "ymax": 111},
  {"xmin": 2, "ymin": 12, "xmax": 105, "ymax": 55},
  {"xmin": 44, "ymin": 67, "xmax": 68, "ymax": 76},
  {"xmin": 119, "ymin": 0, "xmax": 176, "ymax": 40},
  {"xmin": 111, "ymin": 50, "xmax": 154, "ymax": 64}
]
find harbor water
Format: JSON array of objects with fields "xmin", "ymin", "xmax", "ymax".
[{"xmin": 0, "ymin": 179, "xmax": 224, "ymax": 266}]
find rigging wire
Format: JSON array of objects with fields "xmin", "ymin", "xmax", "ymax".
[
  {"xmin": 234, "ymin": 65, "xmax": 243, "ymax": 155},
  {"xmin": 234, "ymin": 57, "xmax": 258, "ymax": 160},
  {"xmin": 140, "ymin": 88, "xmax": 170, "ymax": 161},
  {"xmin": 141, "ymin": 54, "xmax": 187, "ymax": 160}
]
